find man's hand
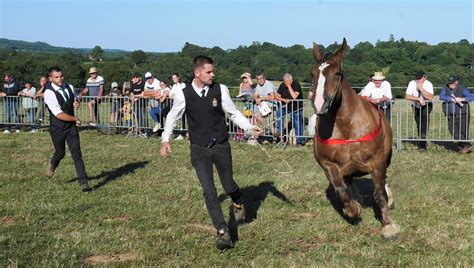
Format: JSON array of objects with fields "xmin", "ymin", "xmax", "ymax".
[
  {"xmin": 284, "ymin": 80, "xmax": 292, "ymax": 88},
  {"xmin": 160, "ymin": 142, "xmax": 172, "ymax": 157},
  {"xmin": 75, "ymin": 118, "xmax": 82, "ymax": 127},
  {"xmin": 419, "ymin": 97, "xmax": 425, "ymax": 106},
  {"xmin": 455, "ymin": 97, "xmax": 464, "ymax": 103},
  {"xmin": 0, "ymin": 92, "xmax": 6, "ymax": 97}
]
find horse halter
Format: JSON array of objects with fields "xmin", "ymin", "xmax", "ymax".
[{"xmin": 327, "ymin": 70, "xmax": 344, "ymax": 108}]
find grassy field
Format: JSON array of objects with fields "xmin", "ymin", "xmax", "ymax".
[{"xmin": 1, "ymin": 131, "xmax": 473, "ymax": 266}]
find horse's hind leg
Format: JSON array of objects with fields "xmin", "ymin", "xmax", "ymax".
[
  {"xmin": 371, "ymin": 167, "xmax": 400, "ymax": 240},
  {"xmin": 324, "ymin": 165, "xmax": 361, "ymax": 219}
]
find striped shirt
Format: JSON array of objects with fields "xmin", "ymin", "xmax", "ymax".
[{"xmin": 85, "ymin": 75, "xmax": 104, "ymax": 96}]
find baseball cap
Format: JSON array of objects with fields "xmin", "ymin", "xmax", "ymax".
[
  {"xmin": 111, "ymin": 82, "xmax": 118, "ymax": 89},
  {"xmin": 145, "ymin": 72, "xmax": 153, "ymax": 79},
  {"xmin": 447, "ymin": 75, "xmax": 459, "ymax": 84}
]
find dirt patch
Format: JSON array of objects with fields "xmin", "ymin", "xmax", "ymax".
[
  {"xmin": 2, "ymin": 216, "xmax": 16, "ymax": 226},
  {"xmin": 159, "ymin": 195, "xmax": 178, "ymax": 202},
  {"xmin": 84, "ymin": 251, "xmax": 140, "ymax": 264},
  {"xmin": 292, "ymin": 211, "xmax": 320, "ymax": 220},
  {"xmin": 184, "ymin": 223, "xmax": 215, "ymax": 234},
  {"xmin": 102, "ymin": 215, "xmax": 130, "ymax": 223}
]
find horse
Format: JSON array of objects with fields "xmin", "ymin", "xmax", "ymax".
[{"xmin": 311, "ymin": 38, "xmax": 400, "ymax": 240}]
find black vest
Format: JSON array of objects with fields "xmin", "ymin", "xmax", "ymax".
[
  {"xmin": 183, "ymin": 83, "xmax": 228, "ymax": 146},
  {"xmin": 442, "ymin": 83, "xmax": 469, "ymax": 115},
  {"xmin": 46, "ymin": 83, "xmax": 75, "ymax": 129}
]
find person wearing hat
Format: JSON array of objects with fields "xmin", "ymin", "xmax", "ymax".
[
  {"xmin": 108, "ymin": 81, "xmax": 122, "ymax": 126},
  {"xmin": 143, "ymin": 72, "xmax": 162, "ymax": 133},
  {"xmin": 439, "ymin": 75, "xmax": 474, "ymax": 154},
  {"xmin": 405, "ymin": 71, "xmax": 434, "ymax": 151},
  {"xmin": 239, "ymin": 72, "xmax": 254, "ymax": 96},
  {"xmin": 360, "ymin": 71, "xmax": 393, "ymax": 121},
  {"xmin": 79, "ymin": 67, "xmax": 104, "ymax": 126}
]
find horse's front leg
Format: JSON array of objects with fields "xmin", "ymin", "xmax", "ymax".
[
  {"xmin": 324, "ymin": 163, "xmax": 361, "ymax": 219},
  {"xmin": 371, "ymin": 166, "xmax": 400, "ymax": 240}
]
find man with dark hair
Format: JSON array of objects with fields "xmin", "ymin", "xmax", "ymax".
[
  {"xmin": 439, "ymin": 75, "xmax": 474, "ymax": 154},
  {"xmin": 44, "ymin": 66, "xmax": 91, "ymax": 192},
  {"xmin": 160, "ymin": 55, "xmax": 261, "ymax": 250},
  {"xmin": 1, "ymin": 73, "xmax": 21, "ymax": 133},
  {"xmin": 405, "ymin": 71, "xmax": 434, "ymax": 151}
]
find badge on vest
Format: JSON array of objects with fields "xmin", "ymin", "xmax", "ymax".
[{"xmin": 212, "ymin": 98, "xmax": 218, "ymax": 107}]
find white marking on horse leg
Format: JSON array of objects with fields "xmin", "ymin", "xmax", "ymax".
[{"xmin": 315, "ymin": 62, "xmax": 329, "ymax": 113}]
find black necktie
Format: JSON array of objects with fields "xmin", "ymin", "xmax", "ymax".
[
  {"xmin": 59, "ymin": 87, "xmax": 69, "ymax": 102},
  {"xmin": 201, "ymin": 89, "xmax": 205, "ymax": 98}
]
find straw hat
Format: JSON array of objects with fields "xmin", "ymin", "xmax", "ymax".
[
  {"xmin": 89, "ymin": 67, "xmax": 98, "ymax": 74},
  {"xmin": 372, "ymin": 72, "xmax": 385, "ymax": 80}
]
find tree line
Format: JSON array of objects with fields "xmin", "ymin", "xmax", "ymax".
[{"xmin": 0, "ymin": 38, "xmax": 472, "ymax": 98}]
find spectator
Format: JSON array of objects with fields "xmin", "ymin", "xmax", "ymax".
[
  {"xmin": 252, "ymin": 73, "xmax": 276, "ymax": 128},
  {"xmin": 170, "ymin": 73, "xmax": 186, "ymax": 140},
  {"xmin": 275, "ymin": 72, "xmax": 305, "ymax": 146},
  {"xmin": 143, "ymin": 72, "xmax": 161, "ymax": 133},
  {"xmin": 1, "ymin": 73, "xmax": 20, "ymax": 133},
  {"xmin": 130, "ymin": 72, "xmax": 147, "ymax": 138},
  {"xmin": 79, "ymin": 67, "xmax": 104, "ymax": 126},
  {"xmin": 239, "ymin": 72, "xmax": 254, "ymax": 95},
  {"xmin": 121, "ymin": 99, "xmax": 133, "ymax": 136},
  {"xmin": 160, "ymin": 55, "xmax": 261, "ymax": 250},
  {"xmin": 360, "ymin": 71, "xmax": 393, "ymax": 121},
  {"xmin": 18, "ymin": 82, "xmax": 39, "ymax": 132},
  {"xmin": 159, "ymin": 81, "xmax": 171, "ymax": 129},
  {"xmin": 439, "ymin": 75, "xmax": 474, "ymax": 154},
  {"xmin": 122, "ymin": 81, "xmax": 131, "ymax": 96},
  {"xmin": 35, "ymin": 75, "xmax": 48, "ymax": 124},
  {"xmin": 108, "ymin": 82, "xmax": 122, "ymax": 126},
  {"xmin": 405, "ymin": 71, "xmax": 434, "ymax": 151}
]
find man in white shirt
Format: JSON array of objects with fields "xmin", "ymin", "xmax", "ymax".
[
  {"xmin": 44, "ymin": 66, "xmax": 91, "ymax": 192},
  {"xmin": 360, "ymin": 71, "xmax": 393, "ymax": 121},
  {"xmin": 160, "ymin": 56, "xmax": 260, "ymax": 250},
  {"xmin": 405, "ymin": 71, "xmax": 434, "ymax": 151},
  {"xmin": 79, "ymin": 67, "xmax": 104, "ymax": 126},
  {"xmin": 252, "ymin": 73, "xmax": 275, "ymax": 127},
  {"xmin": 143, "ymin": 72, "xmax": 161, "ymax": 132}
]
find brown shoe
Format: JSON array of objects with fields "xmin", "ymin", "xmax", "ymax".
[
  {"xmin": 232, "ymin": 202, "xmax": 246, "ymax": 223},
  {"xmin": 46, "ymin": 163, "xmax": 55, "ymax": 178}
]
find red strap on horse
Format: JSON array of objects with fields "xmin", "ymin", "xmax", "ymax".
[{"xmin": 317, "ymin": 113, "xmax": 382, "ymax": 145}]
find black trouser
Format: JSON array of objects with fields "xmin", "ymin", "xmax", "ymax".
[
  {"xmin": 447, "ymin": 112, "xmax": 471, "ymax": 147},
  {"xmin": 414, "ymin": 104, "xmax": 432, "ymax": 149},
  {"xmin": 190, "ymin": 141, "xmax": 242, "ymax": 232},
  {"xmin": 49, "ymin": 125, "xmax": 88, "ymax": 184}
]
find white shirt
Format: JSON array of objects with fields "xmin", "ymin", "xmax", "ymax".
[
  {"xmin": 144, "ymin": 78, "xmax": 160, "ymax": 91},
  {"xmin": 161, "ymin": 79, "xmax": 256, "ymax": 142},
  {"xmin": 254, "ymin": 80, "xmax": 275, "ymax": 98},
  {"xmin": 406, "ymin": 80, "xmax": 434, "ymax": 97},
  {"xmin": 44, "ymin": 83, "xmax": 74, "ymax": 117},
  {"xmin": 360, "ymin": 81, "xmax": 392, "ymax": 100},
  {"xmin": 170, "ymin": 82, "xmax": 186, "ymax": 99}
]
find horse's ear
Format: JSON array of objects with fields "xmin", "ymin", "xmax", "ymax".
[
  {"xmin": 312, "ymin": 42, "xmax": 323, "ymax": 63},
  {"xmin": 333, "ymin": 38, "xmax": 348, "ymax": 63}
]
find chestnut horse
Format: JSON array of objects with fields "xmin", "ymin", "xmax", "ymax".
[{"xmin": 311, "ymin": 38, "xmax": 400, "ymax": 239}]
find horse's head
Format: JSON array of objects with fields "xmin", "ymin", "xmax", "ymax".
[{"xmin": 311, "ymin": 38, "xmax": 348, "ymax": 115}]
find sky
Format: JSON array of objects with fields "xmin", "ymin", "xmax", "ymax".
[{"xmin": 0, "ymin": 0, "xmax": 472, "ymax": 52}]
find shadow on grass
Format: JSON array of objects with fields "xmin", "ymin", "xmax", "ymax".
[
  {"xmin": 66, "ymin": 161, "xmax": 149, "ymax": 190},
  {"xmin": 431, "ymin": 140, "xmax": 461, "ymax": 152},
  {"xmin": 325, "ymin": 178, "xmax": 383, "ymax": 225},
  {"xmin": 218, "ymin": 181, "xmax": 290, "ymax": 243}
]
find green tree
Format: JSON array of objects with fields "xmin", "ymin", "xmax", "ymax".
[
  {"xmin": 90, "ymin": 45, "xmax": 104, "ymax": 61},
  {"xmin": 131, "ymin": 50, "xmax": 147, "ymax": 67}
]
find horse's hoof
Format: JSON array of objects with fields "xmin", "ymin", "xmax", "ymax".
[
  {"xmin": 381, "ymin": 223, "xmax": 400, "ymax": 240},
  {"xmin": 343, "ymin": 200, "xmax": 361, "ymax": 219},
  {"xmin": 385, "ymin": 184, "xmax": 395, "ymax": 210}
]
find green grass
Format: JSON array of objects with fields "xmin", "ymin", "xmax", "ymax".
[{"xmin": 1, "ymin": 132, "xmax": 473, "ymax": 266}]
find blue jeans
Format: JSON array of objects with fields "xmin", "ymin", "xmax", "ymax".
[
  {"xmin": 149, "ymin": 107, "xmax": 161, "ymax": 123},
  {"xmin": 4, "ymin": 98, "xmax": 20, "ymax": 130},
  {"xmin": 275, "ymin": 106, "xmax": 304, "ymax": 145},
  {"xmin": 25, "ymin": 108, "xmax": 37, "ymax": 129}
]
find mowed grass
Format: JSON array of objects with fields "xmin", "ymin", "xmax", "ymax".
[{"xmin": 1, "ymin": 131, "xmax": 473, "ymax": 266}]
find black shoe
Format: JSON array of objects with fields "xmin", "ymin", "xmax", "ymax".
[
  {"xmin": 80, "ymin": 182, "xmax": 92, "ymax": 192},
  {"xmin": 216, "ymin": 229, "xmax": 233, "ymax": 250}
]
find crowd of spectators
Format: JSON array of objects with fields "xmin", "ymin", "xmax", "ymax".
[{"xmin": 1, "ymin": 69, "xmax": 473, "ymax": 153}]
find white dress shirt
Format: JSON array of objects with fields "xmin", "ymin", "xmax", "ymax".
[
  {"xmin": 360, "ymin": 81, "xmax": 392, "ymax": 99},
  {"xmin": 44, "ymin": 83, "xmax": 74, "ymax": 117},
  {"xmin": 161, "ymin": 79, "xmax": 256, "ymax": 142}
]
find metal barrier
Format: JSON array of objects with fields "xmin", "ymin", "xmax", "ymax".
[{"xmin": 1, "ymin": 96, "xmax": 473, "ymax": 151}]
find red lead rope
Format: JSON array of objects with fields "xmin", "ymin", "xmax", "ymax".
[{"xmin": 317, "ymin": 113, "xmax": 382, "ymax": 145}]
